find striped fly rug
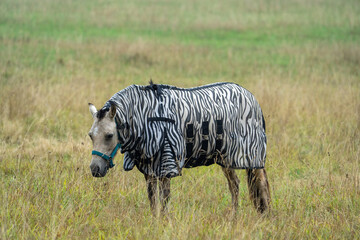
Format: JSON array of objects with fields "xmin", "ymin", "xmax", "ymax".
[{"xmin": 103, "ymin": 82, "xmax": 267, "ymax": 178}]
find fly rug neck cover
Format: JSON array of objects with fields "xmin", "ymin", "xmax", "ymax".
[{"xmin": 107, "ymin": 82, "xmax": 267, "ymax": 178}]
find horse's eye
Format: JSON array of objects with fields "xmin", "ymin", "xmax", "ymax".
[{"xmin": 105, "ymin": 134, "xmax": 113, "ymax": 140}]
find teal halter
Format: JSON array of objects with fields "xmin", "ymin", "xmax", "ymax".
[
  {"xmin": 91, "ymin": 143, "xmax": 120, "ymax": 168},
  {"xmin": 91, "ymin": 119, "xmax": 122, "ymax": 169}
]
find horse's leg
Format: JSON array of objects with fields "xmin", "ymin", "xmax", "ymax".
[
  {"xmin": 144, "ymin": 174, "xmax": 158, "ymax": 216},
  {"xmin": 246, "ymin": 168, "xmax": 271, "ymax": 213},
  {"xmin": 222, "ymin": 167, "xmax": 240, "ymax": 214},
  {"xmin": 159, "ymin": 177, "xmax": 171, "ymax": 214}
]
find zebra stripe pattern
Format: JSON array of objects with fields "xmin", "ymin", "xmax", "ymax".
[{"xmin": 106, "ymin": 82, "xmax": 267, "ymax": 178}]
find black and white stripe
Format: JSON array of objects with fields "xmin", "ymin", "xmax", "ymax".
[{"xmin": 106, "ymin": 82, "xmax": 267, "ymax": 178}]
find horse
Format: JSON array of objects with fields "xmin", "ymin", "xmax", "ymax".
[{"xmin": 88, "ymin": 82, "xmax": 270, "ymax": 215}]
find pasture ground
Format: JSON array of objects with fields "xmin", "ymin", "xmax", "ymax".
[{"xmin": 1, "ymin": 0, "xmax": 359, "ymax": 239}]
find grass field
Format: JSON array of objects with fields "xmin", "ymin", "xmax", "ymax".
[{"xmin": 1, "ymin": 0, "xmax": 360, "ymax": 239}]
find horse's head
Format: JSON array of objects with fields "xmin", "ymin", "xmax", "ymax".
[{"xmin": 88, "ymin": 102, "xmax": 120, "ymax": 177}]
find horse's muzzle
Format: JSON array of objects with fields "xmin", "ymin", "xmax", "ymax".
[{"xmin": 90, "ymin": 164, "xmax": 107, "ymax": 177}]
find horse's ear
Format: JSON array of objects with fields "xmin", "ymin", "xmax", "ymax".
[
  {"xmin": 109, "ymin": 102, "xmax": 117, "ymax": 119},
  {"xmin": 88, "ymin": 103, "xmax": 97, "ymax": 118}
]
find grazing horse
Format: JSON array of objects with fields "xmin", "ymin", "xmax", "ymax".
[{"xmin": 88, "ymin": 82, "xmax": 270, "ymax": 215}]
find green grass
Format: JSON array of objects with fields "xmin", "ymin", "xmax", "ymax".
[{"xmin": 1, "ymin": 0, "xmax": 360, "ymax": 239}]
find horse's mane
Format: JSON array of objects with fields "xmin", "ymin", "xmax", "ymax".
[{"xmin": 96, "ymin": 108, "xmax": 108, "ymax": 120}]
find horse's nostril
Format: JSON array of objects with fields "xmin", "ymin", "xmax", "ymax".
[{"xmin": 92, "ymin": 166, "xmax": 100, "ymax": 177}]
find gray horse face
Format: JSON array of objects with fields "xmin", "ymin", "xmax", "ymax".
[{"xmin": 88, "ymin": 103, "xmax": 118, "ymax": 177}]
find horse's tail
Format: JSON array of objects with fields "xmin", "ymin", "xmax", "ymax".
[{"xmin": 246, "ymin": 168, "xmax": 271, "ymax": 213}]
